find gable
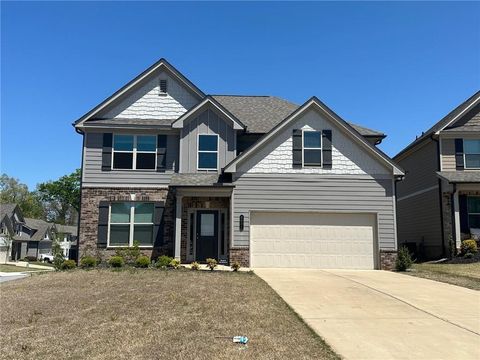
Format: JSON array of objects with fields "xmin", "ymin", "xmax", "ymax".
[
  {"xmin": 236, "ymin": 108, "xmax": 391, "ymax": 175},
  {"xmin": 445, "ymin": 103, "xmax": 480, "ymax": 130},
  {"xmin": 95, "ymin": 69, "xmax": 199, "ymax": 121}
]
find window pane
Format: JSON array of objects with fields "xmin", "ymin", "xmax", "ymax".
[
  {"xmin": 133, "ymin": 225, "xmax": 153, "ymax": 246},
  {"xmin": 468, "ymin": 197, "xmax": 480, "ymax": 213},
  {"xmin": 114, "ymin": 135, "xmax": 134, "ymax": 151},
  {"xmin": 469, "ymin": 215, "xmax": 480, "ymax": 228},
  {"xmin": 136, "ymin": 153, "xmax": 156, "ymax": 169},
  {"xmin": 198, "ymin": 152, "xmax": 217, "ymax": 169},
  {"xmin": 199, "ymin": 135, "xmax": 218, "ymax": 151},
  {"xmin": 113, "ymin": 153, "xmax": 133, "ymax": 169},
  {"xmin": 304, "ymin": 131, "xmax": 321, "ymax": 148},
  {"xmin": 304, "ymin": 149, "xmax": 322, "ymax": 166},
  {"xmin": 110, "ymin": 225, "xmax": 130, "ymax": 246},
  {"xmin": 464, "ymin": 140, "xmax": 480, "ymax": 154},
  {"xmin": 134, "ymin": 203, "xmax": 154, "ymax": 223},
  {"xmin": 137, "ymin": 136, "xmax": 156, "ymax": 151},
  {"xmin": 111, "ymin": 203, "xmax": 131, "ymax": 223},
  {"xmin": 200, "ymin": 214, "xmax": 215, "ymax": 236},
  {"xmin": 465, "ymin": 154, "xmax": 480, "ymax": 168}
]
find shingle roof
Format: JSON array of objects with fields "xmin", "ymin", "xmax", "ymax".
[
  {"xmin": 437, "ymin": 171, "xmax": 480, "ymax": 183},
  {"xmin": 84, "ymin": 118, "xmax": 174, "ymax": 127},
  {"xmin": 55, "ymin": 224, "xmax": 78, "ymax": 236},
  {"xmin": 23, "ymin": 218, "xmax": 52, "ymax": 241},
  {"xmin": 0, "ymin": 203, "xmax": 18, "ymax": 220},
  {"xmin": 442, "ymin": 125, "xmax": 480, "ymax": 133},
  {"xmin": 169, "ymin": 173, "xmax": 234, "ymax": 187}
]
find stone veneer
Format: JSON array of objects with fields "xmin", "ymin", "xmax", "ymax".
[
  {"xmin": 379, "ymin": 250, "xmax": 397, "ymax": 270},
  {"xmin": 229, "ymin": 248, "xmax": 249, "ymax": 267},
  {"xmin": 78, "ymin": 187, "xmax": 175, "ymax": 261}
]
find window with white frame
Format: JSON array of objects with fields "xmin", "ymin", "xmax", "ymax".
[
  {"xmin": 109, "ymin": 202, "xmax": 154, "ymax": 247},
  {"xmin": 198, "ymin": 134, "xmax": 218, "ymax": 170},
  {"xmin": 464, "ymin": 140, "xmax": 480, "ymax": 169},
  {"xmin": 467, "ymin": 197, "xmax": 480, "ymax": 228},
  {"xmin": 303, "ymin": 130, "xmax": 322, "ymax": 167},
  {"xmin": 112, "ymin": 135, "xmax": 157, "ymax": 170}
]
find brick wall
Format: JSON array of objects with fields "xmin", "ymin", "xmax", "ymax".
[
  {"xmin": 229, "ymin": 247, "xmax": 249, "ymax": 267},
  {"xmin": 78, "ymin": 187, "xmax": 175, "ymax": 262},
  {"xmin": 379, "ymin": 250, "xmax": 397, "ymax": 270}
]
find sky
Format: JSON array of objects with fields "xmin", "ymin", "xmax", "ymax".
[{"xmin": 1, "ymin": 1, "xmax": 479, "ymax": 189}]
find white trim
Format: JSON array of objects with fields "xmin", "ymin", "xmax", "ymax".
[
  {"xmin": 112, "ymin": 134, "xmax": 157, "ymax": 171},
  {"xmin": 197, "ymin": 133, "xmax": 219, "ymax": 171},
  {"xmin": 453, "ymin": 190, "xmax": 461, "ymax": 248},
  {"xmin": 174, "ymin": 196, "xmax": 183, "ymax": 260},
  {"xmin": 392, "ymin": 178, "xmax": 398, "ymax": 251},
  {"xmin": 396, "ymin": 185, "xmax": 439, "ymax": 202},
  {"xmin": 463, "ymin": 139, "xmax": 480, "ymax": 170},
  {"xmin": 302, "ymin": 129, "xmax": 323, "ymax": 168}
]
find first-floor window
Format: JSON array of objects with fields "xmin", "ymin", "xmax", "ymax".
[
  {"xmin": 467, "ymin": 196, "xmax": 480, "ymax": 228},
  {"xmin": 109, "ymin": 202, "xmax": 154, "ymax": 247}
]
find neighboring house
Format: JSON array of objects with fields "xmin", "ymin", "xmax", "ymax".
[
  {"xmin": 53, "ymin": 224, "xmax": 78, "ymax": 260},
  {"xmin": 394, "ymin": 91, "xmax": 480, "ymax": 259},
  {"xmin": 74, "ymin": 58, "xmax": 404, "ymax": 270}
]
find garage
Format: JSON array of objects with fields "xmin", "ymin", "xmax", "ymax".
[{"xmin": 250, "ymin": 212, "xmax": 376, "ymax": 269}]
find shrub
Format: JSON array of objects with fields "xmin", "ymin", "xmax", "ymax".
[
  {"xmin": 108, "ymin": 256, "xmax": 125, "ymax": 268},
  {"xmin": 206, "ymin": 258, "xmax": 217, "ymax": 271},
  {"xmin": 464, "ymin": 252, "xmax": 475, "ymax": 259},
  {"xmin": 60, "ymin": 260, "xmax": 76, "ymax": 270},
  {"xmin": 395, "ymin": 246, "xmax": 413, "ymax": 272},
  {"xmin": 169, "ymin": 259, "xmax": 180, "ymax": 269},
  {"xmin": 135, "ymin": 255, "xmax": 151, "ymax": 268},
  {"xmin": 52, "ymin": 241, "xmax": 65, "ymax": 270},
  {"xmin": 155, "ymin": 255, "xmax": 173, "ymax": 269},
  {"xmin": 115, "ymin": 241, "xmax": 141, "ymax": 265},
  {"xmin": 231, "ymin": 261, "xmax": 241, "ymax": 272},
  {"xmin": 460, "ymin": 239, "xmax": 478, "ymax": 256},
  {"xmin": 80, "ymin": 255, "xmax": 97, "ymax": 269},
  {"xmin": 190, "ymin": 261, "xmax": 200, "ymax": 271},
  {"xmin": 23, "ymin": 256, "xmax": 37, "ymax": 262}
]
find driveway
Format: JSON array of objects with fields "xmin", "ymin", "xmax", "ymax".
[{"xmin": 255, "ymin": 269, "xmax": 480, "ymax": 360}]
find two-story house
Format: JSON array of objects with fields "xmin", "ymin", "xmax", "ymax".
[
  {"xmin": 74, "ymin": 58, "xmax": 404, "ymax": 270},
  {"xmin": 395, "ymin": 91, "xmax": 480, "ymax": 259}
]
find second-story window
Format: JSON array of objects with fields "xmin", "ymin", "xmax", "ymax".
[
  {"xmin": 464, "ymin": 139, "xmax": 480, "ymax": 169},
  {"xmin": 198, "ymin": 134, "xmax": 218, "ymax": 170},
  {"xmin": 113, "ymin": 135, "xmax": 157, "ymax": 170},
  {"xmin": 303, "ymin": 130, "xmax": 322, "ymax": 167}
]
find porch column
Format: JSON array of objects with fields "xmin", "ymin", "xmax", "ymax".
[
  {"xmin": 174, "ymin": 195, "xmax": 183, "ymax": 260},
  {"xmin": 453, "ymin": 190, "xmax": 461, "ymax": 249}
]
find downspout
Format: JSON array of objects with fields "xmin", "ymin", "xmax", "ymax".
[{"xmin": 431, "ymin": 135, "xmax": 446, "ymax": 257}]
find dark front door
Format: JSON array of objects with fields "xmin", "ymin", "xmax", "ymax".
[{"xmin": 196, "ymin": 210, "xmax": 218, "ymax": 262}]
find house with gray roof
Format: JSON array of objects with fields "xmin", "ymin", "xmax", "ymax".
[
  {"xmin": 394, "ymin": 91, "xmax": 480, "ymax": 259},
  {"xmin": 74, "ymin": 58, "xmax": 403, "ymax": 270}
]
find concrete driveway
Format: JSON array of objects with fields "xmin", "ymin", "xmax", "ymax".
[{"xmin": 255, "ymin": 269, "xmax": 480, "ymax": 360}]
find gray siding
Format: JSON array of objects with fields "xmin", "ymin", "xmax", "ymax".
[
  {"xmin": 82, "ymin": 131, "xmax": 179, "ymax": 187},
  {"xmin": 180, "ymin": 109, "xmax": 236, "ymax": 173},
  {"xmin": 26, "ymin": 242, "xmax": 38, "ymax": 258},
  {"xmin": 232, "ymin": 174, "xmax": 396, "ymax": 250}
]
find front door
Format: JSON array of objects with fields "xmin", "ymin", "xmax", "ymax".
[{"xmin": 196, "ymin": 210, "xmax": 218, "ymax": 262}]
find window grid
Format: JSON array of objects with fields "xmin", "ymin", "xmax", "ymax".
[
  {"xmin": 197, "ymin": 134, "xmax": 219, "ymax": 170},
  {"xmin": 302, "ymin": 130, "xmax": 323, "ymax": 167},
  {"xmin": 108, "ymin": 203, "xmax": 154, "ymax": 248},
  {"xmin": 463, "ymin": 139, "xmax": 480, "ymax": 169},
  {"xmin": 112, "ymin": 135, "xmax": 157, "ymax": 170}
]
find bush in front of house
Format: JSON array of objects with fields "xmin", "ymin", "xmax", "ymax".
[
  {"xmin": 155, "ymin": 255, "xmax": 173, "ymax": 269},
  {"xmin": 60, "ymin": 260, "xmax": 76, "ymax": 270},
  {"xmin": 190, "ymin": 261, "xmax": 200, "ymax": 270},
  {"xmin": 108, "ymin": 256, "xmax": 125, "ymax": 268},
  {"xmin": 135, "ymin": 255, "xmax": 151, "ymax": 268},
  {"xmin": 206, "ymin": 258, "xmax": 218, "ymax": 271},
  {"xmin": 80, "ymin": 255, "xmax": 98, "ymax": 269},
  {"xmin": 22, "ymin": 256, "xmax": 38, "ymax": 262},
  {"xmin": 169, "ymin": 259, "xmax": 180, "ymax": 269},
  {"xmin": 231, "ymin": 261, "xmax": 241, "ymax": 272},
  {"xmin": 460, "ymin": 239, "xmax": 478, "ymax": 256},
  {"xmin": 395, "ymin": 246, "xmax": 413, "ymax": 272},
  {"xmin": 115, "ymin": 241, "xmax": 141, "ymax": 265}
]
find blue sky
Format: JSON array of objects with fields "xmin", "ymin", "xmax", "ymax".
[{"xmin": 1, "ymin": 1, "xmax": 479, "ymax": 189}]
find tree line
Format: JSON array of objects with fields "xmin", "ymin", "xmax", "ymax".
[{"xmin": 0, "ymin": 169, "xmax": 80, "ymax": 225}]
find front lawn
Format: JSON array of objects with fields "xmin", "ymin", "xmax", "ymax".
[
  {"xmin": 0, "ymin": 269, "xmax": 339, "ymax": 360},
  {"xmin": 0, "ymin": 264, "xmax": 41, "ymax": 273},
  {"xmin": 407, "ymin": 262, "xmax": 480, "ymax": 290}
]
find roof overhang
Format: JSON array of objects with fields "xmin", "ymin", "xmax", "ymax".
[
  {"xmin": 224, "ymin": 96, "xmax": 404, "ymax": 176},
  {"xmin": 434, "ymin": 93, "xmax": 480, "ymax": 135},
  {"xmin": 172, "ymin": 96, "xmax": 245, "ymax": 130},
  {"xmin": 74, "ymin": 58, "xmax": 205, "ymax": 129}
]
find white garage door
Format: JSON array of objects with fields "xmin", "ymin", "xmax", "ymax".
[{"xmin": 250, "ymin": 212, "xmax": 376, "ymax": 269}]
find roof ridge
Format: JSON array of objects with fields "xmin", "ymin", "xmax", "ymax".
[{"xmin": 211, "ymin": 94, "xmax": 272, "ymax": 97}]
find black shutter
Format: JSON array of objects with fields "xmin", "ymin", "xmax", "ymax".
[
  {"xmin": 157, "ymin": 135, "xmax": 167, "ymax": 172},
  {"xmin": 292, "ymin": 129, "xmax": 303, "ymax": 168},
  {"xmin": 455, "ymin": 138, "xmax": 464, "ymax": 170},
  {"xmin": 97, "ymin": 201, "xmax": 109, "ymax": 248},
  {"xmin": 153, "ymin": 202, "xmax": 165, "ymax": 247},
  {"xmin": 102, "ymin": 133, "xmax": 113, "ymax": 171},
  {"xmin": 322, "ymin": 130, "xmax": 332, "ymax": 169},
  {"xmin": 459, "ymin": 195, "xmax": 469, "ymax": 234}
]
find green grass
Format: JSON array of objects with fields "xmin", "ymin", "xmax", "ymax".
[
  {"xmin": 407, "ymin": 262, "xmax": 480, "ymax": 290},
  {"xmin": 28, "ymin": 261, "xmax": 55, "ymax": 267},
  {"xmin": 0, "ymin": 264, "xmax": 41, "ymax": 272}
]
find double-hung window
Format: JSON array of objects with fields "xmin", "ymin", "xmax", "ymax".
[
  {"xmin": 464, "ymin": 140, "xmax": 480, "ymax": 169},
  {"xmin": 467, "ymin": 197, "xmax": 480, "ymax": 228},
  {"xmin": 109, "ymin": 202, "xmax": 154, "ymax": 247},
  {"xmin": 303, "ymin": 130, "xmax": 322, "ymax": 167},
  {"xmin": 113, "ymin": 135, "xmax": 157, "ymax": 170},
  {"xmin": 198, "ymin": 134, "xmax": 218, "ymax": 170}
]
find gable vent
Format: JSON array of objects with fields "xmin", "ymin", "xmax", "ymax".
[{"xmin": 159, "ymin": 79, "xmax": 168, "ymax": 94}]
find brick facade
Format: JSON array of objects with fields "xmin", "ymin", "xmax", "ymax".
[
  {"xmin": 379, "ymin": 250, "xmax": 397, "ymax": 270},
  {"xmin": 229, "ymin": 247, "xmax": 249, "ymax": 267},
  {"xmin": 78, "ymin": 187, "xmax": 175, "ymax": 262}
]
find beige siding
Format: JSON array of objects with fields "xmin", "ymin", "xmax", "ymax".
[{"xmin": 441, "ymin": 138, "xmax": 456, "ymax": 171}]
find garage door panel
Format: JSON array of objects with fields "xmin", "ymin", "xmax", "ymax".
[{"xmin": 251, "ymin": 212, "xmax": 376, "ymax": 269}]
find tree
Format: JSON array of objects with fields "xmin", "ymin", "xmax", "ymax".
[
  {"xmin": 37, "ymin": 169, "xmax": 81, "ymax": 225},
  {"xmin": 0, "ymin": 174, "xmax": 44, "ymax": 218}
]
